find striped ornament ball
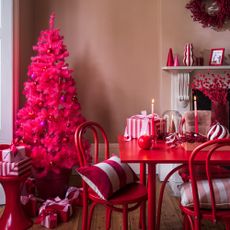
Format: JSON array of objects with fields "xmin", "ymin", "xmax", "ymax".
[{"xmin": 207, "ymin": 123, "xmax": 229, "ymax": 140}]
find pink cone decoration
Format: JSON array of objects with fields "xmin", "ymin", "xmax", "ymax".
[
  {"xmin": 183, "ymin": 43, "xmax": 194, "ymax": 66},
  {"xmin": 166, "ymin": 48, "xmax": 174, "ymax": 66},
  {"xmin": 174, "ymin": 55, "xmax": 180, "ymax": 66}
]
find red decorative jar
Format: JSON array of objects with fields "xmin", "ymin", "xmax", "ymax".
[{"xmin": 34, "ymin": 169, "xmax": 71, "ymax": 199}]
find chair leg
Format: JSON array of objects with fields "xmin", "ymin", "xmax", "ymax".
[
  {"xmin": 225, "ymin": 222, "xmax": 230, "ymax": 230},
  {"xmin": 194, "ymin": 218, "xmax": 201, "ymax": 230},
  {"xmin": 122, "ymin": 204, "xmax": 128, "ymax": 230},
  {"xmin": 183, "ymin": 215, "xmax": 191, "ymax": 230},
  {"xmin": 87, "ymin": 202, "xmax": 97, "ymax": 230},
  {"xmin": 82, "ymin": 193, "xmax": 88, "ymax": 230},
  {"xmin": 139, "ymin": 202, "xmax": 146, "ymax": 230},
  {"xmin": 106, "ymin": 208, "xmax": 112, "ymax": 230}
]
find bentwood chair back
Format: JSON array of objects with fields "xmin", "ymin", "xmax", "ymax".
[
  {"xmin": 75, "ymin": 121, "xmax": 147, "ymax": 230},
  {"xmin": 157, "ymin": 139, "xmax": 230, "ymax": 230}
]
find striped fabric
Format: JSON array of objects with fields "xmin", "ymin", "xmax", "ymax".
[
  {"xmin": 180, "ymin": 178, "xmax": 230, "ymax": 209},
  {"xmin": 77, "ymin": 156, "xmax": 138, "ymax": 200}
]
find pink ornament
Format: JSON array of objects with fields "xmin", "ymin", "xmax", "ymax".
[
  {"xmin": 207, "ymin": 123, "xmax": 229, "ymax": 140},
  {"xmin": 31, "ymin": 73, "xmax": 36, "ymax": 80},
  {"xmin": 138, "ymin": 135, "xmax": 152, "ymax": 150},
  {"xmin": 174, "ymin": 55, "xmax": 180, "ymax": 66},
  {"xmin": 183, "ymin": 43, "xmax": 194, "ymax": 66},
  {"xmin": 166, "ymin": 48, "xmax": 174, "ymax": 66}
]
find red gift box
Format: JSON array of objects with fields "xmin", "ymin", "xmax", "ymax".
[
  {"xmin": 0, "ymin": 157, "xmax": 31, "ymax": 176},
  {"xmin": 65, "ymin": 186, "xmax": 83, "ymax": 206},
  {"xmin": 21, "ymin": 194, "xmax": 44, "ymax": 217},
  {"xmin": 36, "ymin": 209, "xmax": 58, "ymax": 229},
  {"xmin": 39, "ymin": 197, "xmax": 72, "ymax": 223}
]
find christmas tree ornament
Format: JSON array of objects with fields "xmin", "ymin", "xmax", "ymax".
[
  {"xmin": 183, "ymin": 43, "xmax": 194, "ymax": 66},
  {"xmin": 207, "ymin": 122, "xmax": 229, "ymax": 140},
  {"xmin": 138, "ymin": 135, "xmax": 153, "ymax": 150},
  {"xmin": 166, "ymin": 48, "xmax": 174, "ymax": 66},
  {"xmin": 15, "ymin": 12, "xmax": 88, "ymax": 199}
]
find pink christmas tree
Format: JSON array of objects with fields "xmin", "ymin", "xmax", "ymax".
[{"xmin": 15, "ymin": 14, "xmax": 86, "ymax": 177}]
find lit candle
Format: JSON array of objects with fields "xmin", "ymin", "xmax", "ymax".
[
  {"xmin": 194, "ymin": 95, "xmax": 199, "ymax": 133},
  {"xmin": 151, "ymin": 98, "xmax": 155, "ymax": 114},
  {"xmin": 151, "ymin": 99, "xmax": 155, "ymax": 138}
]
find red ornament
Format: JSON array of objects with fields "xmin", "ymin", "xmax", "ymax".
[{"xmin": 138, "ymin": 135, "xmax": 153, "ymax": 150}]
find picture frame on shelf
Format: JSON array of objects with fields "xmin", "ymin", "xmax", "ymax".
[{"xmin": 209, "ymin": 48, "xmax": 225, "ymax": 66}]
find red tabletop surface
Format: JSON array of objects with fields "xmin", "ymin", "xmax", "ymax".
[{"xmin": 118, "ymin": 137, "xmax": 230, "ymax": 164}]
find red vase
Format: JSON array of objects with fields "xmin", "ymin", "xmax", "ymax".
[
  {"xmin": 34, "ymin": 169, "xmax": 71, "ymax": 199},
  {"xmin": 211, "ymin": 101, "xmax": 229, "ymax": 128}
]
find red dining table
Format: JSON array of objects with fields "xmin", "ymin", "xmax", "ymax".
[{"xmin": 118, "ymin": 137, "xmax": 230, "ymax": 230}]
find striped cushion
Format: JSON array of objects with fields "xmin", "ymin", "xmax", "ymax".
[
  {"xmin": 180, "ymin": 178, "xmax": 230, "ymax": 209},
  {"xmin": 76, "ymin": 156, "xmax": 138, "ymax": 200}
]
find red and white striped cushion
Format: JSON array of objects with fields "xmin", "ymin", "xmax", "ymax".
[
  {"xmin": 180, "ymin": 178, "xmax": 230, "ymax": 209},
  {"xmin": 76, "ymin": 156, "xmax": 138, "ymax": 200}
]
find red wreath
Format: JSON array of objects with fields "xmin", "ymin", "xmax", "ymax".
[{"xmin": 186, "ymin": 0, "xmax": 230, "ymax": 28}]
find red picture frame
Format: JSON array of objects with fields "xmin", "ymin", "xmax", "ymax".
[{"xmin": 209, "ymin": 48, "xmax": 225, "ymax": 66}]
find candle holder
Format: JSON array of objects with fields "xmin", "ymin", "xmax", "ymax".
[{"xmin": 162, "ymin": 110, "xmax": 182, "ymax": 135}]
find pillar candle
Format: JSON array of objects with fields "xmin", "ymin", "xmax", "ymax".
[
  {"xmin": 194, "ymin": 96, "xmax": 199, "ymax": 133},
  {"xmin": 169, "ymin": 114, "xmax": 176, "ymax": 133},
  {"xmin": 151, "ymin": 99, "xmax": 155, "ymax": 137}
]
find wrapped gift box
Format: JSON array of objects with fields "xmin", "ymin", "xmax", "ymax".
[
  {"xmin": 41, "ymin": 212, "xmax": 58, "ymax": 229},
  {"xmin": 181, "ymin": 142, "xmax": 230, "ymax": 151},
  {"xmin": 0, "ymin": 157, "xmax": 31, "ymax": 176},
  {"xmin": 1, "ymin": 145, "xmax": 26, "ymax": 163},
  {"xmin": 21, "ymin": 194, "xmax": 44, "ymax": 217},
  {"xmin": 124, "ymin": 112, "xmax": 166, "ymax": 140}
]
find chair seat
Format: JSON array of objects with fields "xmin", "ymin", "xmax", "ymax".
[{"xmin": 89, "ymin": 183, "xmax": 147, "ymax": 205}]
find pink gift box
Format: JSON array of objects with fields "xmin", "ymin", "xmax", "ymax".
[
  {"xmin": 124, "ymin": 113, "xmax": 166, "ymax": 140},
  {"xmin": 0, "ymin": 157, "xmax": 31, "ymax": 176},
  {"xmin": 1, "ymin": 145, "xmax": 26, "ymax": 163}
]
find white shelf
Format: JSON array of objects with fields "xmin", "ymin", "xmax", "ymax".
[{"xmin": 162, "ymin": 66, "xmax": 230, "ymax": 73}]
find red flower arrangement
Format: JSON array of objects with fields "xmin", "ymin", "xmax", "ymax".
[{"xmin": 191, "ymin": 72, "xmax": 230, "ymax": 104}]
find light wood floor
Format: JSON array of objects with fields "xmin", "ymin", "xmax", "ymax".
[{"xmin": 0, "ymin": 175, "xmax": 225, "ymax": 230}]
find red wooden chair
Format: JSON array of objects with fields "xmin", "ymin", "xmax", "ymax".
[
  {"xmin": 157, "ymin": 138, "xmax": 230, "ymax": 230},
  {"xmin": 74, "ymin": 121, "xmax": 147, "ymax": 230}
]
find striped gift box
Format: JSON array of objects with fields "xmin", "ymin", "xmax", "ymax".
[
  {"xmin": 0, "ymin": 157, "xmax": 32, "ymax": 176},
  {"xmin": 124, "ymin": 114, "xmax": 165, "ymax": 140}
]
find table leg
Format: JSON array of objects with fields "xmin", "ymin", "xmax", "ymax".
[
  {"xmin": 0, "ymin": 178, "xmax": 33, "ymax": 230},
  {"xmin": 148, "ymin": 163, "xmax": 156, "ymax": 230}
]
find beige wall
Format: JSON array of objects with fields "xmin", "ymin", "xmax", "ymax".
[{"xmin": 18, "ymin": 0, "xmax": 230, "ymax": 141}]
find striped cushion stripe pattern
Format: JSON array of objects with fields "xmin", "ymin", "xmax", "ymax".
[
  {"xmin": 77, "ymin": 156, "xmax": 138, "ymax": 200},
  {"xmin": 180, "ymin": 178, "xmax": 230, "ymax": 209}
]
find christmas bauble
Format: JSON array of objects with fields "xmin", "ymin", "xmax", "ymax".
[
  {"xmin": 207, "ymin": 123, "xmax": 229, "ymax": 140},
  {"xmin": 138, "ymin": 135, "xmax": 152, "ymax": 150}
]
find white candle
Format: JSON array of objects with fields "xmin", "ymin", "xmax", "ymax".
[{"xmin": 151, "ymin": 98, "xmax": 155, "ymax": 114}]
